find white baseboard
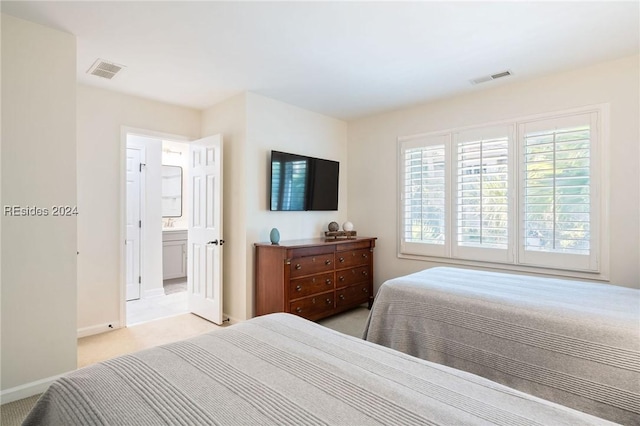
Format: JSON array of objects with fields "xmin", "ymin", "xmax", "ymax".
[
  {"xmin": 77, "ymin": 320, "xmax": 121, "ymax": 338},
  {"xmin": 0, "ymin": 371, "xmax": 73, "ymax": 404},
  {"xmin": 222, "ymin": 313, "xmax": 242, "ymax": 325}
]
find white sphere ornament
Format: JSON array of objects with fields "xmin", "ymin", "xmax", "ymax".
[{"xmin": 342, "ymin": 221, "xmax": 354, "ymax": 231}]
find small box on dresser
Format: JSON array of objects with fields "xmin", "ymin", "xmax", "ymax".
[{"xmin": 255, "ymin": 237, "xmax": 376, "ymax": 321}]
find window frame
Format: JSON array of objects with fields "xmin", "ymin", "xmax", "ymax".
[
  {"xmin": 452, "ymin": 124, "xmax": 516, "ymax": 264},
  {"xmin": 517, "ymin": 111, "xmax": 602, "ymax": 272},
  {"xmin": 397, "ymin": 104, "xmax": 609, "ymax": 280},
  {"xmin": 398, "ymin": 133, "xmax": 452, "ymax": 258}
]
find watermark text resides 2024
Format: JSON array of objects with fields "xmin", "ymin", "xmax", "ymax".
[{"xmin": 3, "ymin": 205, "xmax": 78, "ymax": 217}]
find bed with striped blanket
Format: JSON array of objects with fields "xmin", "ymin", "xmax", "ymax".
[
  {"xmin": 24, "ymin": 313, "xmax": 615, "ymax": 425},
  {"xmin": 363, "ymin": 267, "xmax": 640, "ymax": 425}
]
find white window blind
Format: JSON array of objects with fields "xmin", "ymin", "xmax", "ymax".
[
  {"xmin": 404, "ymin": 146, "xmax": 446, "ymax": 244},
  {"xmin": 519, "ymin": 112, "xmax": 599, "ymax": 271},
  {"xmin": 523, "ymin": 127, "xmax": 590, "ymax": 253},
  {"xmin": 456, "ymin": 136, "xmax": 510, "ymax": 249},
  {"xmin": 399, "ymin": 134, "xmax": 449, "ymax": 257},
  {"xmin": 452, "ymin": 126, "xmax": 513, "ymax": 263},
  {"xmin": 398, "ymin": 106, "xmax": 605, "ymax": 276}
]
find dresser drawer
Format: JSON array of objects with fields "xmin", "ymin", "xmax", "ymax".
[
  {"xmin": 335, "ymin": 248, "xmax": 372, "ymax": 269},
  {"xmin": 290, "ymin": 292, "xmax": 334, "ymax": 319},
  {"xmin": 289, "ymin": 272, "xmax": 334, "ymax": 298},
  {"xmin": 336, "ymin": 284, "xmax": 370, "ymax": 308},
  {"xmin": 289, "ymin": 253, "xmax": 334, "ymax": 278},
  {"xmin": 336, "ymin": 240, "xmax": 372, "ymax": 252},
  {"xmin": 336, "ymin": 265, "xmax": 370, "ymax": 287}
]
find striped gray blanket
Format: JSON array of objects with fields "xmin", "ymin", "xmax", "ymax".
[
  {"xmin": 24, "ymin": 312, "xmax": 617, "ymax": 425},
  {"xmin": 363, "ymin": 267, "xmax": 640, "ymax": 425}
]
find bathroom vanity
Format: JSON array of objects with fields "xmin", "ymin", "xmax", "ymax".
[{"xmin": 162, "ymin": 229, "xmax": 187, "ymax": 280}]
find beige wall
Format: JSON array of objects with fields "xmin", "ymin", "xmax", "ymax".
[
  {"xmin": 348, "ymin": 55, "xmax": 640, "ymax": 290},
  {"xmin": 201, "ymin": 92, "xmax": 348, "ymax": 321},
  {"xmin": 246, "ymin": 93, "xmax": 349, "ymax": 241},
  {"xmin": 1, "ymin": 15, "xmax": 77, "ymax": 397},
  {"xmin": 76, "ymin": 85, "xmax": 201, "ymax": 334},
  {"xmin": 201, "ymin": 93, "xmax": 248, "ymax": 322},
  {"xmin": 245, "ymin": 93, "xmax": 349, "ymax": 317}
]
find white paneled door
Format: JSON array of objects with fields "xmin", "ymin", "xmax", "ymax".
[
  {"xmin": 125, "ymin": 147, "xmax": 143, "ymax": 301},
  {"xmin": 188, "ymin": 135, "xmax": 223, "ymax": 324}
]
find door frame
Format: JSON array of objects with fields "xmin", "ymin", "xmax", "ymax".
[{"xmin": 119, "ymin": 126, "xmax": 191, "ymax": 328}]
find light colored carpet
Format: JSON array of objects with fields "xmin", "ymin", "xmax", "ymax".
[
  {"xmin": 0, "ymin": 308, "xmax": 369, "ymax": 425},
  {"xmin": 1, "ymin": 394, "xmax": 41, "ymax": 426},
  {"xmin": 79, "ymin": 312, "xmax": 222, "ymax": 368},
  {"xmin": 317, "ymin": 306, "xmax": 370, "ymax": 338}
]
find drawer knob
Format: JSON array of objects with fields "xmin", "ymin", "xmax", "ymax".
[
  {"xmin": 362, "ymin": 271, "xmax": 368, "ymax": 276},
  {"xmin": 362, "ymin": 253, "xmax": 368, "ymax": 258},
  {"xmin": 339, "ymin": 257, "xmax": 345, "ymax": 263},
  {"xmin": 325, "ymin": 260, "xmax": 332, "ymax": 265},
  {"xmin": 339, "ymin": 294, "xmax": 345, "ymax": 300},
  {"xmin": 296, "ymin": 307, "xmax": 302, "ymax": 313},
  {"xmin": 295, "ymin": 264, "xmax": 301, "ymax": 270},
  {"xmin": 363, "ymin": 288, "xmax": 369, "ymax": 293},
  {"xmin": 339, "ymin": 276, "xmax": 345, "ymax": 281},
  {"xmin": 296, "ymin": 285, "xmax": 302, "ymax": 292},
  {"xmin": 326, "ymin": 298, "xmax": 332, "ymax": 304},
  {"xmin": 326, "ymin": 279, "xmax": 332, "ymax": 285}
]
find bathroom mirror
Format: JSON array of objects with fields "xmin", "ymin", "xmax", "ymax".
[{"xmin": 162, "ymin": 165, "xmax": 182, "ymax": 217}]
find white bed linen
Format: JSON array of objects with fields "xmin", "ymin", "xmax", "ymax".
[
  {"xmin": 24, "ymin": 312, "xmax": 619, "ymax": 425},
  {"xmin": 363, "ymin": 267, "xmax": 640, "ymax": 425}
]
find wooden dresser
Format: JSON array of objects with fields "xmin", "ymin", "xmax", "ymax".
[{"xmin": 255, "ymin": 237, "xmax": 376, "ymax": 321}]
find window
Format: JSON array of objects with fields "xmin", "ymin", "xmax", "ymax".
[
  {"xmin": 400, "ymin": 134, "xmax": 449, "ymax": 258},
  {"xmin": 453, "ymin": 126, "xmax": 513, "ymax": 263},
  {"xmin": 518, "ymin": 112, "xmax": 600, "ymax": 272},
  {"xmin": 398, "ymin": 107, "xmax": 606, "ymax": 275}
]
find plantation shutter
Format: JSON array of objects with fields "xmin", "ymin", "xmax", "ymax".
[
  {"xmin": 519, "ymin": 112, "xmax": 600, "ymax": 271},
  {"xmin": 399, "ymin": 134, "xmax": 450, "ymax": 257},
  {"xmin": 453, "ymin": 125, "xmax": 514, "ymax": 263},
  {"xmin": 397, "ymin": 106, "xmax": 604, "ymax": 275}
]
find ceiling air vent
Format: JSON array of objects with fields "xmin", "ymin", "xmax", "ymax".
[
  {"xmin": 87, "ymin": 59, "xmax": 126, "ymax": 80},
  {"xmin": 470, "ymin": 70, "xmax": 512, "ymax": 85}
]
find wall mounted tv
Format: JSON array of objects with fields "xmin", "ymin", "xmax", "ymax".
[{"xmin": 270, "ymin": 150, "xmax": 339, "ymax": 211}]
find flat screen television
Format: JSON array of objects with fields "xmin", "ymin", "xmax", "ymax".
[{"xmin": 270, "ymin": 150, "xmax": 339, "ymax": 211}]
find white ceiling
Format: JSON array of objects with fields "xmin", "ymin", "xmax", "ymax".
[{"xmin": 3, "ymin": 1, "xmax": 638, "ymax": 120}]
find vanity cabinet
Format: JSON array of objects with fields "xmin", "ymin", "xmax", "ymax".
[
  {"xmin": 162, "ymin": 229, "xmax": 187, "ymax": 280},
  {"xmin": 255, "ymin": 237, "xmax": 376, "ymax": 321}
]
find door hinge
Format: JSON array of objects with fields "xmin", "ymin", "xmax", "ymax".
[
  {"xmin": 138, "ymin": 276, "xmax": 141, "ymax": 284},
  {"xmin": 139, "ymin": 220, "xmax": 142, "ymax": 228}
]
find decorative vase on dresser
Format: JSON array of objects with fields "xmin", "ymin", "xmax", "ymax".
[{"xmin": 254, "ymin": 237, "xmax": 376, "ymax": 321}]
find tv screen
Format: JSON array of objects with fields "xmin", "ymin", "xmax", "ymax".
[{"xmin": 270, "ymin": 151, "xmax": 339, "ymax": 211}]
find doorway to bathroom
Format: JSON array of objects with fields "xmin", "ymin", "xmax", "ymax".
[
  {"xmin": 125, "ymin": 133, "xmax": 190, "ymax": 326},
  {"xmin": 122, "ymin": 130, "xmax": 225, "ymax": 327}
]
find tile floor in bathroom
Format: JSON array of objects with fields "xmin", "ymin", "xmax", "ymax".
[{"xmin": 126, "ymin": 280, "xmax": 188, "ymax": 325}]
